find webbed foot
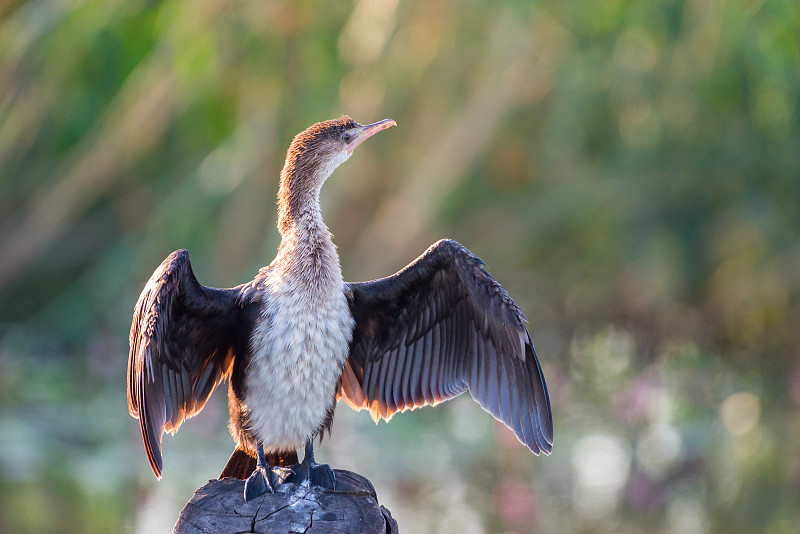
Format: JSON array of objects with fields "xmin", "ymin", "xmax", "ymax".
[
  {"xmin": 287, "ymin": 459, "xmax": 336, "ymax": 488},
  {"xmin": 243, "ymin": 465, "xmax": 270, "ymax": 500},
  {"xmin": 243, "ymin": 441, "xmax": 294, "ymax": 501},
  {"xmin": 285, "ymin": 439, "xmax": 336, "ymax": 489},
  {"xmin": 243, "ymin": 465, "xmax": 293, "ymax": 500}
]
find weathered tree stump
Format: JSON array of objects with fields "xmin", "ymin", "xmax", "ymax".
[{"xmin": 173, "ymin": 469, "xmax": 399, "ymax": 533}]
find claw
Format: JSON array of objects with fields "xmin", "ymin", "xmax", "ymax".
[{"xmin": 271, "ymin": 465, "xmax": 294, "ymax": 485}]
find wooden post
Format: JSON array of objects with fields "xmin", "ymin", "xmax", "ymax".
[{"xmin": 173, "ymin": 470, "xmax": 399, "ymax": 533}]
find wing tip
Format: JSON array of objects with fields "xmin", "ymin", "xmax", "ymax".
[
  {"xmin": 521, "ymin": 423, "xmax": 554, "ymax": 456},
  {"xmin": 145, "ymin": 439, "xmax": 164, "ymax": 479},
  {"xmin": 536, "ymin": 434, "xmax": 555, "ymax": 456},
  {"xmin": 152, "ymin": 465, "xmax": 163, "ymax": 480},
  {"xmin": 138, "ymin": 399, "xmax": 165, "ymax": 480}
]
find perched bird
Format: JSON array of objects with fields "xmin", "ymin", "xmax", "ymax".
[{"xmin": 127, "ymin": 116, "xmax": 553, "ymax": 501}]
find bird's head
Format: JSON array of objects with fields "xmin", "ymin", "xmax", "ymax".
[
  {"xmin": 277, "ymin": 115, "xmax": 396, "ymax": 233},
  {"xmin": 283, "ymin": 115, "xmax": 396, "ymax": 188}
]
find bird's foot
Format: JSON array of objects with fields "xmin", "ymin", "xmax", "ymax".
[
  {"xmin": 286, "ymin": 459, "xmax": 336, "ymax": 489},
  {"xmin": 243, "ymin": 465, "xmax": 293, "ymax": 501}
]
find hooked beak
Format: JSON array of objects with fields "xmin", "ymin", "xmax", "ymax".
[{"xmin": 347, "ymin": 118, "xmax": 396, "ymax": 154}]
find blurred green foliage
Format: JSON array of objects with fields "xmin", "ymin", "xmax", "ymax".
[{"xmin": 1, "ymin": 0, "xmax": 799, "ymax": 533}]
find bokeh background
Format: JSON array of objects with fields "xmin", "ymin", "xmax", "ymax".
[{"xmin": 1, "ymin": 0, "xmax": 799, "ymax": 532}]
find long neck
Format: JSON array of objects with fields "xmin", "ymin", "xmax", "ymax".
[
  {"xmin": 277, "ymin": 170, "xmax": 322, "ymax": 237},
  {"xmin": 273, "ymin": 163, "xmax": 341, "ymax": 286}
]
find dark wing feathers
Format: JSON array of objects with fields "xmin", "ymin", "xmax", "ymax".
[
  {"xmin": 127, "ymin": 249, "xmax": 246, "ymax": 478},
  {"xmin": 342, "ymin": 239, "xmax": 553, "ymax": 454}
]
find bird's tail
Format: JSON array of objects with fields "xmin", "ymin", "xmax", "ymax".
[
  {"xmin": 220, "ymin": 448, "xmax": 256, "ymax": 480},
  {"xmin": 219, "ymin": 447, "xmax": 299, "ymax": 480}
]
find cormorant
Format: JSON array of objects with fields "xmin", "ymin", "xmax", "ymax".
[{"xmin": 127, "ymin": 116, "xmax": 553, "ymax": 501}]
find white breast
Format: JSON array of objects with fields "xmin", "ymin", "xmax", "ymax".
[{"xmin": 244, "ymin": 269, "xmax": 355, "ymax": 453}]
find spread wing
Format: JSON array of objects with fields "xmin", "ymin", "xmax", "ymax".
[
  {"xmin": 127, "ymin": 249, "xmax": 251, "ymax": 477},
  {"xmin": 341, "ymin": 239, "xmax": 553, "ymax": 454}
]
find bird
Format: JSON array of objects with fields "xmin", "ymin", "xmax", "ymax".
[{"xmin": 127, "ymin": 115, "xmax": 553, "ymax": 501}]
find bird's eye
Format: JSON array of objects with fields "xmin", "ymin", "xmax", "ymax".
[{"xmin": 342, "ymin": 133, "xmax": 352, "ymax": 143}]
